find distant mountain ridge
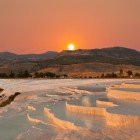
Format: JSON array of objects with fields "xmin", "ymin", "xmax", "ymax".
[
  {"xmin": 42, "ymin": 47, "xmax": 139, "ymax": 67},
  {"xmin": 0, "ymin": 47, "xmax": 139, "ymax": 62},
  {"xmin": 58, "ymin": 47, "xmax": 140, "ymax": 60},
  {"xmin": 0, "ymin": 47, "xmax": 139, "ymax": 75},
  {"xmin": 0, "ymin": 51, "xmax": 58, "ymax": 61}
]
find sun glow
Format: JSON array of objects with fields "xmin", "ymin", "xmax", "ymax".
[{"xmin": 68, "ymin": 44, "xmax": 75, "ymax": 51}]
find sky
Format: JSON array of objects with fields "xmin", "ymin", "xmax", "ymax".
[{"xmin": 0, "ymin": 0, "xmax": 140, "ymax": 54}]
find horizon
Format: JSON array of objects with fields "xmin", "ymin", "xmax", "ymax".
[
  {"xmin": 0, "ymin": 46, "xmax": 139, "ymax": 55},
  {"xmin": 0, "ymin": 0, "xmax": 140, "ymax": 53}
]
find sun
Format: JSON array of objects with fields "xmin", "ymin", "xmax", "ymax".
[{"xmin": 68, "ymin": 44, "xmax": 75, "ymax": 51}]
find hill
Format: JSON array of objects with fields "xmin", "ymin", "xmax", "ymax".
[
  {"xmin": 59, "ymin": 47, "xmax": 140, "ymax": 60},
  {"xmin": 52, "ymin": 47, "xmax": 140, "ymax": 65},
  {"xmin": 0, "ymin": 51, "xmax": 58, "ymax": 62},
  {"xmin": 0, "ymin": 47, "xmax": 139, "ymax": 77}
]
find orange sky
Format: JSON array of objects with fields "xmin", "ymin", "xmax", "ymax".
[{"xmin": 0, "ymin": 0, "xmax": 140, "ymax": 54}]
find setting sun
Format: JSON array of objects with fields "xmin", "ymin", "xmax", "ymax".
[{"xmin": 68, "ymin": 44, "xmax": 75, "ymax": 51}]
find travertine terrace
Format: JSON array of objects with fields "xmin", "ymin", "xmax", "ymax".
[
  {"xmin": 65, "ymin": 83, "xmax": 140, "ymax": 127},
  {"xmin": 0, "ymin": 79, "xmax": 140, "ymax": 139}
]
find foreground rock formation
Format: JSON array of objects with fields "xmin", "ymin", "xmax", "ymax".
[
  {"xmin": 0, "ymin": 79, "xmax": 139, "ymax": 140},
  {"xmin": 65, "ymin": 83, "xmax": 140, "ymax": 126},
  {"xmin": 66, "ymin": 102, "xmax": 140, "ymax": 126},
  {"xmin": 0, "ymin": 90, "xmax": 21, "ymax": 107},
  {"xmin": 44, "ymin": 108, "xmax": 79, "ymax": 130},
  {"xmin": 107, "ymin": 85, "xmax": 140, "ymax": 100},
  {"xmin": 42, "ymin": 82, "xmax": 140, "ymax": 130}
]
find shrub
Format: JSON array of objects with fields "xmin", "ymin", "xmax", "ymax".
[
  {"xmin": 105, "ymin": 72, "xmax": 118, "ymax": 78},
  {"xmin": 127, "ymin": 70, "xmax": 133, "ymax": 77},
  {"xmin": 0, "ymin": 73, "xmax": 8, "ymax": 78},
  {"xmin": 134, "ymin": 73, "xmax": 140, "ymax": 78},
  {"xmin": 17, "ymin": 70, "xmax": 31, "ymax": 78},
  {"xmin": 45, "ymin": 72, "xmax": 56, "ymax": 78},
  {"xmin": 9, "ymin": 71, "xmax": 15, "ymax": 78},
  {"xmin": 101, "ymin": 73, "xmax": 105, "ymax": 78},
  {"xmin": 119, "ymin": 69, "xmax": 123, "ymax": 76}
]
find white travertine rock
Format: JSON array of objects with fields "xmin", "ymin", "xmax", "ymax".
[
  {"xmin": 27, "ymin": 105, "xmax": 36, "ymax": 111},
  {"xmin": 66, "ymin": 102, "xmax": 105, "ymax": 115},
  {"xmin": 66, "ymin": 102, "xmax": 140, "ymax": 126},
  {"xmin": 121, "ymin": 83, "xmax": 140, "ymax": 89},
  {"xmin": 27, "ymin": 114, "xmax": 42, "ymax": 124},
  {"xmin": 27, "ymin": 114, "xmax": 58, "ymax": 128},
  {"xmin": 0, "ymin": 89, "xmax": 13, "ymax": 96},
  {"xmin": 105, "ymin": 111, "xmax": 140, "ymax": 126},
  {"xmin": 96, "ymin": 100, "xmax": 118, "ymax": 107},
  {"xmin": 44, "ymin": 108, "xmax": 78, "ymax": 130},
  {"xmin": 107, "ymin": 88, "xmax": 140, "ymax": 100},
  {"xmin": 106, "ymin": 83, "xmax": 140, "ymax": 90}
]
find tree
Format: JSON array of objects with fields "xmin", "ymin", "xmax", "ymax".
[
  {"xmin": 111, "ymin": 72, "xmax": 118, "ymax": 78},
  {"xmin": 9, "ymin": 71, "xmax": 15, "ymax": 78},
  {"xmin": 56, "ymin": 75, "xmax": 60, "ymax": 78},
  {"xmin": 101, "ymin": 73, "xmax": 105, "ymax": 78},
  {"xmin": 105, "ymin": 72, "xmax": 117, "ymax": 78},
  {"xmin": 119, "ymin": 69, "xmax": 123, "ymax": 77},
  {"xmin": 22, "ymin": 70, "xmax": 31, "ymax": 78},
  {"xmin": 0, "ymin": 73, "xmax": 8, "ymax": 78},
  {"xmin": 134, "ymin": 73, "xmax": 140, "ymax": 78},
  {"xmin": 38, "ymin": 72, "xmax": 45, "ymax": 78},
  {"xmin": 45, "ymin": 72, "xmax": 56, "ymax": 78},
  {"xmin": 63, "ymin": 74, "xmax": 68, "ymax": 78},
  {"xmin": 17, "ymin": 71, "xmax": 23, "ymax": 78},
  {"xmin": 127, "ymin": 70, "xmax": 133, "ymax": 77},
  {"xmin": 34, "ymin": 72, "xmax": 39, "ymax": 78}
]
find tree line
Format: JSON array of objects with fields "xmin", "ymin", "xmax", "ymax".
[
  {"xmin": 0, "ymin": 71, "xmax": 68, "ymax": 79},
  {"xmin": 100, "ymin": 69, "xmax": 140, "ymax": 78},
  {"xmin": 34, "ymin": 72, "xmax": 68, "ymax": 78},
  {"xmin": 0, "ymin": 70, "xmax": 31, "ymax": 78},
  {"xmin": 0, "ymin": 69, "xmax": 139, "ymax": 79}
]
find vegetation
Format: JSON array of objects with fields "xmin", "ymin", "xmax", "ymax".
[
  {"xmin": 101, "ymin": 73, "xmax": 105, "ymax": 78},
  {"xmin": 63, "ymin": 74, "xmax": 68, "ymax": 78},
  {"xmin": 34, "ymin": 72, "xmax": 61, "ymax": 78},
  {"xmin": 105, "ymin": 72, "xmax": 118, "ymax": 78},
  {"xmin": 45, "ymin": 72, "xmax": 56, "ymax": 78},
  {"xmin": 9, "ymin": 71, "xmax": 15, "ymax": 78},
  {"xmin": 17, "ymin": 70, "xmax": 32, "ymax": 78},
  {"xmin": 119, "ymin": 69, "xmax": 123, "ymax": 76},
  {"xmin": 127, "ymin": 70, "xmax": 133, "ymax": 77},
  {"xmin": 100, "ymin": 72, "xmax": 118, "ymax": 78},
  {"xmin": 134, "ymin": 73, "xmax": 140, "ymax": 78},
  {"xmin": 100, "ymin": 70, "xmax": 140, "ymax": 78},
  {"xmin": 34, "ymin": 72, "xmax": 45, "ymax": 78},
  {"xmin": 0, "ymin": 69, "xmax": 139, "ymax": 79},
  {"xmin": 0, "ymin": 73, "xmax": 8, "ymax": 78},
  {"xmin": 0, "ymin": 88, "xmax": 3, "ymax": 92},
  {"xmin": 0, "ymin": 70, "xmax": 62, "ymax": 79},
  {"xmin": 0, "ymin": 70, "xmax": 31, "ymax": 79}
]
